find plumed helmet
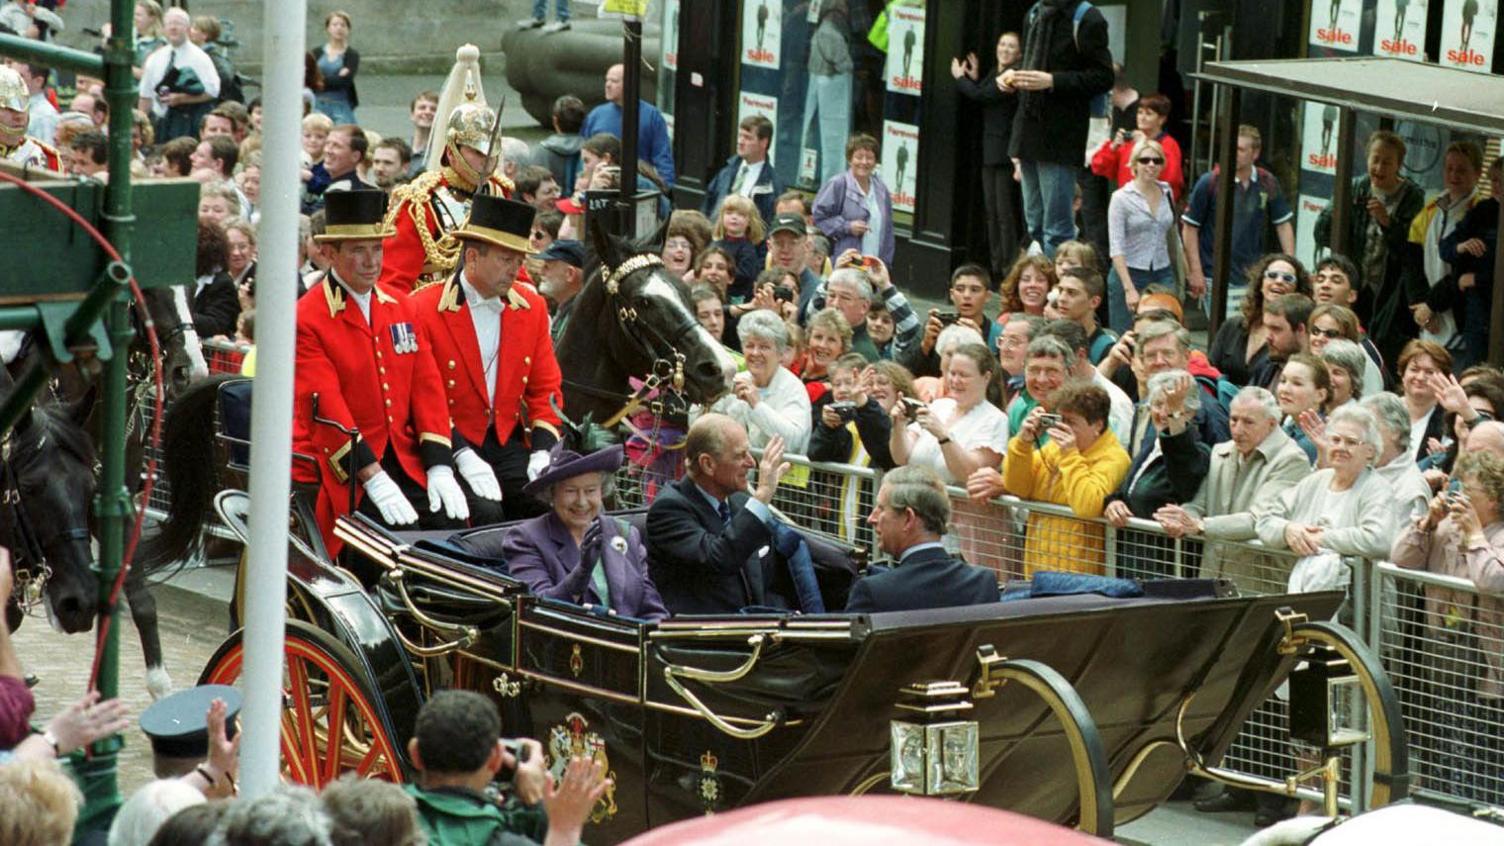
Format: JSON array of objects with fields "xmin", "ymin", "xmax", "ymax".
[
  {"xmin": 446, "ymin": 99, "xmax": 497, "ymax": 157},
  {"xmin": 0, "ymin": 65, "xmax": 28, "ymax": 113}
]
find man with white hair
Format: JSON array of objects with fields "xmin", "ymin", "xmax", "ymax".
[
  {"xmin": 1361, "ymin": 393, "xmax": 1433, "ymax": 525},
  {"xmin": 804, "ymin": 254, "xmax": 920, "ymax": 363},
  {"xmin": 136, "ymin": 7, "xmax": 220, "ymax": 142},
  {"xmin": 1155, "ymin": 386, "xmax": 1310, "ymax": 585},
  {"xmin": 1466, "ymin": 419, "xmax": 1504, "ymax": 459}
]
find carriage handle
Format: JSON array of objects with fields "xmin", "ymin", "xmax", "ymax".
[
  {"xmin": 380, "ymin": 569, "xmax": 483, "ymax": 655},
  {"xmin": 655, "ymin": 634, "xmax": 784, "ymax": 740}
]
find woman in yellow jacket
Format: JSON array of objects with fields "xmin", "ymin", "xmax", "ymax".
[{"xmin": 1001, "ymin": 381, "xmax": 1131, "ymax": 576}]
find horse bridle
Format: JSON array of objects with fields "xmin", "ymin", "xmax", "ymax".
[
  {"xmin": 569, "ymin": 254, "xmax": 707, "ymax": 428},
  {"xmin": 0, "ymin": 432, "xmax": 87, "ymax": 617}
]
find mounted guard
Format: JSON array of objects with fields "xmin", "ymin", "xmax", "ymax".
[
  {"xmin": 380, "ymin": 44, "xmax": 516, "ymax": 294},
  {"xmin": 0, "ymin": 65, "xmax": 60, "ymax": 172}
]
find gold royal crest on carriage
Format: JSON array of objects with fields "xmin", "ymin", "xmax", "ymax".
[{"xmin": 547, "ymin": 712, "xmax": 618, "ymax": 823}]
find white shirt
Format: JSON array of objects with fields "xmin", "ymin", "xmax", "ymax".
[
  {"xmin": 460, "ymin": 272, "xmax": 503, "ymax": 404},
  {"xmin": 329, "ymin": 272, "xmax": 372, "ymax": 323},
  {"xmin": 26, "ymin": 92, "xmax": 57, "ymax": 146},
  {"xmin": 735, "ymin": 159, "xmax": 765, "ymax": 197},
  {"xmin": 138, "ymin": 41, "xmax": 221, "ymax": 117},
  {"xmin": 1408, "ymin": 410, "xmax": 1432, "ymax": 464},
  {"xmin": 906, "ymin": 397, "xmax": 1010, "ymax": 484},
  {"xmin": 1092, "ymin": 370, "xmax": 1136, "ymax": 451}
]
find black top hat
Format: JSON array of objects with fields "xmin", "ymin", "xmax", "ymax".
[
  {"xmin": 315, "ymin": 189, "xmax": 394, "ymax": 242},
  {"xmin": 455, "ymin": 193, "xmax": 536, "ymax": 254},
  {"xmin": 523, "ymin": 444, "xmax": 625, "ymax": 497},
  {"xmin": 139, "ymin": 684, "xmax": 242, "ymax": 760}
]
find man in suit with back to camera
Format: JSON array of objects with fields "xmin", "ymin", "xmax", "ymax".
[
  {"xmin": 846, "ymin": 465, "xmax": 999, "ymax": 614},
  {"xmin": 646, "ymin": 414, "xmax": 793, "ymax": 615}
]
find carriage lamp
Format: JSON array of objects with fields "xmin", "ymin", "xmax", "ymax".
[
  {"xmin": 1289, "ymin": 644, "xmax": 1369, "ymax": 749},
  {"xmin": 890, "ymin": 681, "xmax": 979, "ymax": 796}
]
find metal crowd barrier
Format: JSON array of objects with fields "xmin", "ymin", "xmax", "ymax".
[{"xmin": 615, "ymin": 449, "xmax": 1504, "ymax": 817}]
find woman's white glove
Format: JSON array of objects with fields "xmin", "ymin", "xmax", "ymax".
[
  {"xmin": 425, "ymin": 465, "xmax": 470, "ymax": 521},
  {"xmin": 527, "ymin": 450, "xmax": 551, "ymax": 481},
  {"xmin": 454, "ymin": 448, "xmax": 502, "ymax": 501},
  {"xmin": 363, "ymin": 470, "xmax": 419, "ymax": 526}
]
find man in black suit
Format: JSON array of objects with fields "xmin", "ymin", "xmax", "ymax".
[
  {"xmin": 846, "ymin": 465, "xmax": 998, "ymax": 614},
  {"xmin": 646, "ymin": 414, "xmax": 792, "ymax": 615}
]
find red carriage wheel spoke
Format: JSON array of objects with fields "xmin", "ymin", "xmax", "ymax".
[{"xmin": 323, "ymin": 685, "xmax": 349, "ymax": 785}]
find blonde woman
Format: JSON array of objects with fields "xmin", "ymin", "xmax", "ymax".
[{"xmin": 1106, "ymin": 137, "xmax": 1188, "ymax": 333}]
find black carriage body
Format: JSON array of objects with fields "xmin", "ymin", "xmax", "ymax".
[{"xmin": 317, "ymin": 514, "xmax": 1344, "ymax": 842}]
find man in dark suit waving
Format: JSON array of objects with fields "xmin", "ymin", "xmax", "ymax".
[
  {"xmin": 646, "ymin": 413, "xmax": 792, "ymax": 615},
  {"xmin": 847, "ymin": 465, "xmax": 999, "ymax": 614}
]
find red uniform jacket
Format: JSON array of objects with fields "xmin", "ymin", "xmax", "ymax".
[
  {"xmin": 293, "ymin": 275, "xmax": 453, "ymax": 552},
  {"xmin": 411, "ymin": 274, "xmax": 564, "ymax": 452},
  {"xmin": 378, "ymin": 169, "xmax": 514, "ymax": 295}
]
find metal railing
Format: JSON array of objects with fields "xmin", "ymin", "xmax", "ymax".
[{"xmin": 613, "ymin": 451, "xmax": 1504, "ymax": 817}]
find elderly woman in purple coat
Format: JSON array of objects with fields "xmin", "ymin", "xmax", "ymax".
[
  {"xmin": 501, "ymin": 445, "xmax": 668, "ymax": 621},
  {"xmin": 812, "ymin": 132, "xmax": 895, "ymax": 266}
]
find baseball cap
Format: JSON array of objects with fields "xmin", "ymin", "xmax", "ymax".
[
  {"xmin": 768, "ymin": 213, "xmax": 807, "ymax": 237},
  {"xmin": 555, "ymin": 196, "xmax": 584, "ymax": 215},
  {"xmin": 537, "ymin": 239, "xmax": 586, "ymax": 268}
]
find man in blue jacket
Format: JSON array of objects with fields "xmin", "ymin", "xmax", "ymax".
[
  {"xmin": 702, "ymin": 114, "xmax": 781, "ymax": 223},
  {"xmin": 579, "ymin": 63, "xmax": 676, "ymax": 186},
  {"xmin": 846, "ymin": 465, "xmax": 999, "ymax": 613}
]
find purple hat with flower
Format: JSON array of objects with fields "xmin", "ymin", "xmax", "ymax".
[{"xmin": 522, "ymin": 443, "xmax": 625, "ymax": 497}]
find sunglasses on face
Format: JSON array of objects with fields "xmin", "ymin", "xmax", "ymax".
[
  {"xmin": 1311, "ymin": 327, "xmax": 1345, "ymax": 339},
  {"xmin": 1264, "ymin": 270, "xmax": 1298, "ymax": 285},
  {"xmin": 1137, "ymin": 157, "xmax": 1164, "ymax": 165}
]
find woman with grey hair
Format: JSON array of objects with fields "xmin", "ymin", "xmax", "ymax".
[
  {"xmin": 707, "ymin": 309, "xmax": 812, "ymax": 452},
  {"xmin": 1104, "ymin": 370, "xmax": 1212, "ymax": 575},
  {"xmin": 911, "ymin": 323, "xmax": 986, "ymax": 402},
  {"xmin": 1319, "ymin": 338, "xmax": 1367, "ymax": 410},
  {"xmin": 1361, "ymin": 393, "xmax": 1433, "ymax": 526},
  {"xmin": 1255, "ymin": 404, "xmax": 1397, "ymax": 592},
  {"xmin": 501, "ymin": 445, "xmax": 666, "ymax": 620}
]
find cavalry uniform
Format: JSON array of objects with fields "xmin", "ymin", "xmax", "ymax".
[
  {"xmin": 0, "ymin": 65, "xmax": 60, "ymax": 172},
  {"xmin": 381, "ymin": 164, "xmax": 513, "ymax": 293},
  {"xmin": 380, "ymin": 51, "xmax": 516, "ymax": 295},
  {"xmin": 412, "ymin": 194, "xmax": 563, "ymax": 521},
  {"xmin": 292, "ymin": 191, "xmax": 456, "ymax": 554}
]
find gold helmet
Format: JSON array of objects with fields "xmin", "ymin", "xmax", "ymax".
[
  {"xmin": 0, "ymin": 65, "xmax": 27, "ymax": 113},
  {"xmin": 446, "ymin": 99, "xmax": 497, "ymax": 158}
]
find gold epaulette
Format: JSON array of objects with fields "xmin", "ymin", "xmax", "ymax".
[{"xmin": 383, "ymin": 170, "xmax": 445, "ymax": 227}]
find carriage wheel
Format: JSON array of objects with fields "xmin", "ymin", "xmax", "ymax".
[{"xmin": 200, "ymin": 619, "xmax": 405, "ymax": 786}]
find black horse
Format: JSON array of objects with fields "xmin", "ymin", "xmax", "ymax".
[
  {"xmin": 555, "ymin": 220, "xmax": 736, "ymax": 425},
  {"xmin": 0, "ymin": 368, "xmax": 99, "ymax": 639}
]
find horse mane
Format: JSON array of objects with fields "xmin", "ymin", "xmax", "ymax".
[{"xmin": 20, "ymin": 403, "xmax": 95, "ymax": 470}]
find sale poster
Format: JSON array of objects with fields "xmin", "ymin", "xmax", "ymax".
[
  {"xmin": 742, "ymin": 0, "xmax": 782, "ymax": 70},
  {"xmin": 1308, "ymin": 0, "xmax": 1364, "ymax": 52},
  {"xmin": 1375, "ymin": 0, "xmax": 1430, "ymax": 60},
  {"xmin": 663, "ymin": 0, "xmax": 680, "ymax": 71},
  {"xmin": 1295, "ymin": 194, "xmax": 1332, "ymax": 266},
  {"xmin": 884, "ymin": 5, "xmax": 925, "ymax": 95},
  {"xmin": 1300, "ymin": 101, "xmax": 1341, "ymax": 175},
  {"xmin": 1439, "ymin": 0, "xmax": 1497, "ymax": 72},
  {"xmin": 738, "ymin": 92, "xmax": 778, "ymax": 166},
  {"xmin": 881, "ymin": 121, "xmax": 920, "ymax": 213}
]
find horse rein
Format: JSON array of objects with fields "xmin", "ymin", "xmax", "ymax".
[{"xmin": 0, "ymin": 433, "xmax": 72, "ymax": 618}]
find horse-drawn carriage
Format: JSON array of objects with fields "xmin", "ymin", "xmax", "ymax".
[{"xmin": 194, "ymin": 483, "xmax": 1407, "ymax": 842}]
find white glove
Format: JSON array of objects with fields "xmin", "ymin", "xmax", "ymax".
[
  {"xmin": 454, "ymin": 448, "xmax": 503, "ymax": 501},
  {"xmin": 527, "ymin": 450, "xmax": 551, "ymax": 482},
  {"xmin": 426, "ymin": 465, "xmax": 470, "ymax": 521},
  {"xmin": 363, "ymin": 470, "xmax": 419, "ymax": 526}
]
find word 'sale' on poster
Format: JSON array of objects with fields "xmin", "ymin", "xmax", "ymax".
[
  {"xmin": 1300, "ymin": 101, "xmax": 1341, "ymax": 176},
  {"xmin": 742, "ymin": 0, "xmax": 782, "ymax": 70},
  {"xmin": 1309, "ymin": 0, "xmax": 1364, "ymax": 52},
  {"xmin": 1440, "ymin": 0, "xmax": 1497, "ymax": 72},
  {"xmin": 881, "ymin": 121, "xmax": 920, "ymax": 213},
  {"xmin": 1375, "ymin": 0, "xmax": 1430, "ymax": 60},
  {"xmin": 739, "ymin": 92, "xmax": 778, "ymax": 167}
]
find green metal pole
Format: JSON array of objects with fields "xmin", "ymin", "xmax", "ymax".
[
  {"xmin": 73, "ymin": 0, "xmax": 137, "ymax": 835},
  {"xmin": 0, "ymin": 32, "xmax": 104, "ymax": 76}
]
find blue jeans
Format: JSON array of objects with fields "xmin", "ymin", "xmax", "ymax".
[
  {"xmin": 1017, "ymin": 158, "xmax": 1078, "ymax": 258},
  {"xmin": 1107, "ymin": 265, "xmax": 1175, "ymax": 334},
  {"xmin": 314, "ymin": 93, "xmax": 356, "ymax": 126},
  {"xmin": 533, "ymin": 0, "xmax": 570, "ymax": 21},
  {"xmin": 804, "ymin": 73, "xmax": 852, "ymax": 183}
]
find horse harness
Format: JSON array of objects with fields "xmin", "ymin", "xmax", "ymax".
[
  {"xmin": 567, "ymin": 253, "xmax": 703, "ymax": 429},
  {"xmin": 0, "ymin": 430, "xmax": 85, "ymax": 616}
]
